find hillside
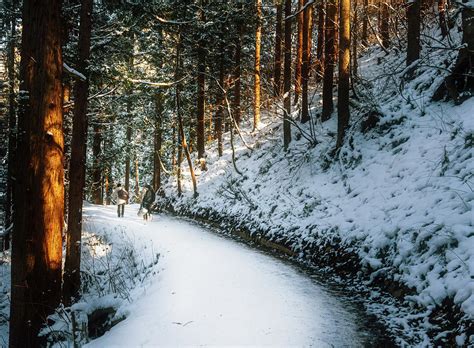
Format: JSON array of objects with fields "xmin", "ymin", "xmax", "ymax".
[{"xmin": 160, "ymin": 40, "xmax": 474, "ymax": 346}]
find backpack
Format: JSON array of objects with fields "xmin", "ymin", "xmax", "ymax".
[
  {"xmin": 143, "ymin": 188, "xmax": 155, "ymax": 205},
  {"xmin": 118, "ymin": 188, "xmax": 128, "ymax": 200}
]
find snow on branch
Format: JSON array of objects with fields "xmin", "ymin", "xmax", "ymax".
[
  {"xmin": 128, "ymin": 76, "xmax": 187, "ymax": 88},
  {"xmin": 63, "ymin": 63, "xmax": 86, "ymax": 81}
]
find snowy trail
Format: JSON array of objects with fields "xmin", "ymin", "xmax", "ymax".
[{"xmin": 84, "ymin": 204, "xmax": 383, "ymax": 347}]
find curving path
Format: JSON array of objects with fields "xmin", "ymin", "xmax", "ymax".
[{"xmin": 84, "ymin": 204, "xmax": 385, "ymax": 347}]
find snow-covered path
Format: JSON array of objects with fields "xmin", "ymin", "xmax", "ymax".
[{"xmin": 84, "ymin": 205, "xmax": 384, "ymax": 347}]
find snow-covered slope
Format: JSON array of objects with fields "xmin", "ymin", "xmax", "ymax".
[{"xmin": 161, "ymin": 44, "xmax": 474, "ymax": 345}]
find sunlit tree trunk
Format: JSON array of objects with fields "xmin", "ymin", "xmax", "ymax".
[
  {"xmin": 254, "ymin": 0, "xmax": 262, "ymax": 131},
  {"xmin": 63, "ymin": 0, "xmax": 93, "ymax": 306},
  {"xmin": 337, "ymin": 0, "xmax": 351, "ymax": 149},
  {"xmin": 322, "ymin": 0, "xmax": 337, "ymax": 121},
  {"xmin": 10, "ymin": 0, "xmax": 64, "ymax": 345},
  {"xmin": 301, "ymin": 0, "xmax": 313, "ymax": 123},
  {"xmin": 294, "ymin": 0, "xmax": 304, "ymax": 104},
  {"xmin": 283, "ymin": 0, "xmax": 292, "ymax": 149}
]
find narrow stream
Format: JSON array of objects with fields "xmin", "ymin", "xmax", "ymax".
[{"xmin": 86, "ymin": 210, "xmax": 392, "ymax": 347}]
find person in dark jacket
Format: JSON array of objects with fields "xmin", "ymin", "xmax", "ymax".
[{"xmin": 140, "ymin": 184, "xmax": 156, "ymax": 221}]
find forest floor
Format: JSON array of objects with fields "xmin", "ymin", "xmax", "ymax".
[{"xmin": 159, "ymin": 38, "xmax": 474, "ymax": 346}]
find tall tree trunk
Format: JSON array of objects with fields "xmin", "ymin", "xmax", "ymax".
[
  {"xmin": 215, "ymin": 47, "xmax": 225, "ymax": 157},
  {"xmin": 294, "ymin": 0, "xmax": 304, "ymax": 104},
  {"xmin": 254, "ymin": 0, "xmax": 262, "ymax": 131},
  {"xmin": 273, "ymin": 1, "xmax": 283, "ymax": 96},
  {"xmin": 10, "ymin": 0, "xmax": 64, "ymax": 346},
  {"xmin": 134, "ymin": 155, "xmax": 139, "ymax": 197},
  {"xmin": 176, "ymin": 32, "xmax": 198, "ymax": 197},
  {"xmin": 381, "ymin": 1, "xmax": 390, "ymax": 49},
  {"xmin": 125, "ymin": 34, "xmax": 134, "ymax": 193},
  {"xmin": 283, "ymin": 0, "xmax": 292, "ymax": 149},
  {"xmin": 176, "ymin": 125, "xmax": 183, "ymax": 196},
  {"xmin": 124, "ymin": 124, "xmax": 132, "ymax": 192},
  {"xmin": 172, "ymin": 122, "xmax": 177, "ymax": 167},
  {"xmin": 196, "ymin": 4, "xmax": 206, "ymax": 165},
  {"xmin": 301, "ymin": 0, "xmax": 313, "ymax": 123},
  {"xmin": 438, "ymin": 0, "xmax": 448, "ymax": 38},
  {"xmin": 4, "ymin": 0, "xmax": 17, "ymax": 249},
  {"xmin": 353, "ymin": 0, "xmax": 359, "ymax": 77},
  {"xmin": 207, "ymin": 104, "xmax": 213, "ymax": 142},
  {"xmin": 337, "ymin": 0, "xmax": 351, "ymax": 149},
  {"xmin": 322, "ymin": 0, "xmax": 337, "ymax": 121},
  {"xmin": 153, "ymin": 92, "xmax": 163, "ymax": 191},
  {"xmin": 406, "ymin": 0, "xmax": 421, "ymax": 67},
  {"xmin": 91, "ymin": 122, "xmax": 103, "ymax": 204},
  {"xmin": 233, "ymin": 13, "xmax": 243, "ymax": 125},
  {"xmin": 362, "ymin": 0, "xmax": 368, "ymax": 45},
  {"xmin": 316, "ymin": 0, "xmax": 325, "ymax": 81},
  {"xmin": 63, "ymin": 0, "xmax": 93, "ymax": 306},
  {"xmin": 104, "ymin": 168, "xmax": 110, "ymax": 204}
]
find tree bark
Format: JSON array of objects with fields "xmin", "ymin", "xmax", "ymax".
[
  {"xmin": 10, "ymin": 0, "xmax": 64, "ymax": 346},
  {"xmin": 196, "ymin": 3, "xmax": 206, "ymax": 165},
  {"xmin": 4, "ymin": 0, "xmax": 17, "ymax": 249},
  {"xmin": 438, "ymin": 0, "xmax": 448, "ymax": 38},
  {"xmin": 353, "ymin": 0, "xmax": 359, "ymax": 77},
  {"xmin": 63, "ymin": 0, "xmax": 93, "ymax": 306},
  {"xmin": 124, "ymin": 124, "xmax": 132, "ymax": 192},
  {"xmin": 362, "ymin": 0, "xmax": 368, "ymax": 45},
  {"xmin": 91, "ymin": 122, "xmax": 103, "ymax": 204},
  {"xmin": 316, "ymin": 0, "xmax": 325, "ymax": 81},
  {"xmin": 134, "ymin": 155, "xmax": 139, "ymax": 197},
  {"xmin": 176, "ymin": 32, "xmax": 198, "ymax": 197},
  {"xmin": 153, "ymin": 92, "xmax": 163, "ymax": 191},
  {"xmin": 283, "ymin": 0, "xmax": 292, "ymax": 149},
  {"xmin": 406, "ymin": 0, "xmax": 421, "ymax": 67},
  {"xmin": 381, "ymin": 1, "xmax": 390, "ymax": 49},
  {"xmin": 301, "ymin": 0, "xmax": 313, "ymax": 123},
  {"xmin": 254, "ymin": 0, "xmax": 262, "ymax": 131},
  {"xmin": 322, "ymin": 0, "xmax": 337, "ymax": 121},
  {"xmin": 233, "ymin": 11, "xmax": 243, "ymax": 125},
  {"xmin": 215, "ymin": 46, "xmax": 225, "ymax": 157},
  {"xmin": 294, "ymin": 0, "xmax": 304, "ymax": 104},
  {"xmin": 273, "ymin": 1, "xmax": 283, "ymax": 96},
  {"xmin": 337, "ymin": 0, "xmax": 351, "ymax": 149}
]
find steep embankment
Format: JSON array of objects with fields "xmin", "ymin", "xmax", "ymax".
[{"xmin": 160, "ymin": 41, "xmax": 473, "ymax": 346}]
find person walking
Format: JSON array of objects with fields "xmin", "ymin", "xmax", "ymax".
[
  {"xmin": 140, "ymin": 184, "xmax": 156, "ymax": 221},
  {"xmin": 112, "ymin": 183, "xmax": 128, "ymax": 217}
]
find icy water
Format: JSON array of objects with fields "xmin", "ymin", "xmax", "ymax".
[{"xmin": 85, "ymin": 206, "xmax": 391, "ymax": 347}]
